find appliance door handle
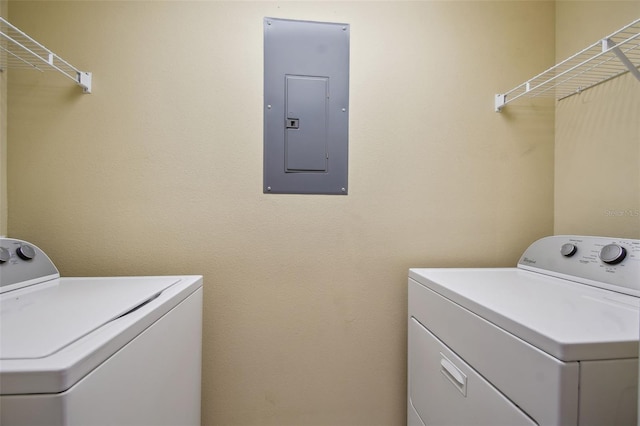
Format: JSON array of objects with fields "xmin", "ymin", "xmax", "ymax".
[{"xmin": 440, "ymin": 353, "xmax": 467, "ymax": 396}]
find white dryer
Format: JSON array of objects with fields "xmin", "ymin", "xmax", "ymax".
[
  {"xmin": 408, "ymin": 235, "xmax": 639, "ymax": 426},
  {"xmin": 0, "ymin": 238, "xmax": 203, "ymax": 426}
]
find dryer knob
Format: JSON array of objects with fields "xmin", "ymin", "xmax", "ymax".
[
  {"xmin": 0, "ymin": 247, "xmax": 10, "ymax": 263},
  {"xmin": 560, "ymin": 243, "xmax": 577, "ymax": 257},
  {"xmin": 599, "ymin": 244, "xmax": 627, "ymax": 265},
  {"xmin": 16, "ymin": 244, "xmax": 36, "ymax": 261}
]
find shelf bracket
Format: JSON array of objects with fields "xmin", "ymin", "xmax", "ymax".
[
  {"xmin": 495, "ymin": 94, "xmax": 507, "ymax": 112},
  {"xmin": 78, "ymin": 71, "xmax": 92, "ymax": 93},
  {"xmin": 603, "ymin": 38, "xmax": 640, "ymax": 82},
  {"xmin": 0, "ymin": 17, "xmax": 92, "ymax": 93}
]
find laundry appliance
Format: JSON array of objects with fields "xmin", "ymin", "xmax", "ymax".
[
  {"xmin": 0, "ymin": 237, "xmax": 203, "ymax": 426},
  {"xmin": 408, "ymin": 235, "xmax": 639, "ymax": 426}
]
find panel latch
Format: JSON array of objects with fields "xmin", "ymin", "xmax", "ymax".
[{"xmin": 286, "ymin": 118, "xmax": 299, "ymax": 129}]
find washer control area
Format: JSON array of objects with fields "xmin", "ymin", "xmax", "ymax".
[
  {"xmin": 599, "ymin": 243, "xmax": 627, "ymax": 264},
  {"xmin": 560, "ymin": 243, "xmax": 578, "ymax": 257},
  {"xmin": 0, "ymin": 238, "xmax": 59, "ymax": 293},
  {"xmin": 0, "ymin": 242, "xmax": 35, "ymax": 263},
  {"xmin": 518, "ymin": 235, "xmax": 640, "ymax": 296}
]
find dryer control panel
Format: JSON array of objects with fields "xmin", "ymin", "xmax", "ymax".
[
  {"xmin": 0, "ymin": 238, "xmax": 59, "ymax": 293},
  {"xmin": 518, "ymin": 235, "xmax": 640, "ymax": 296}
]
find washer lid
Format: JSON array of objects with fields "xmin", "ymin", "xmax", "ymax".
[
  {"xmin": 409, "ymin": 268, "xmax": 640, "ymax": 361},
  {"xmin": 0, "ymin": 276, "xmax": 181, "ymax": 360}
]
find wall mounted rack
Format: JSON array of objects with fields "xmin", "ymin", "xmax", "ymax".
[
  {"xmin": 495, "ymin": 18, "xmax": 639, "ymax": 112},
  {"xmin": 0, "ymin": 17, "xmax": 91, "ymax": 93}
]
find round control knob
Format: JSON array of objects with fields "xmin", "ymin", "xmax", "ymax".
[
  {"xmin": 560, "ymin": 243, "xmax": 577, "ymax": 257},
  {"xmin": 16, "ymin": 244, "xmax": 36, "ymax": 261},
  {"xmin": 0, "ymin": 247, "xmax": 10, "ymax": 263},
  {"xmin": 599, "ymin": 244, "xmax": 627, "ymax": 265}
]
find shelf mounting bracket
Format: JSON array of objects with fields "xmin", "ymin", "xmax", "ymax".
[{"xmin": 604, "ymin": 38, "xmax": 640, "ymax": 82}]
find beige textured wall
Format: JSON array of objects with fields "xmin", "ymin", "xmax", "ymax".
[
  {"xmin": 1, "ymin": 0, "xmax": 7, "ymax": 237},
  {"xmin": 554, "ymin": 2, "xmax": 640, "ymax": 238},
  {"xmin": 7, "ymin": 1, "xmax": 554, "ymax": 425}
]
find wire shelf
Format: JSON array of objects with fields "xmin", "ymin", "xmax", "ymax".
[
  {"xmin": 496, "ymin": 18, "xmax": 639, "ymax": 112},
  {"xmin": 0, "ymin": 16, "xmax": 91, "ymax": 93}
]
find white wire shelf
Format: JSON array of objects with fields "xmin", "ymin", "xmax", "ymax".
[
  {"xmin": 0, "ymin": 16, "xmax": 91, "ymax": 93},
  {"xmin": 495, "ymin": 18, "xmax": 640, "ymax": 112}
]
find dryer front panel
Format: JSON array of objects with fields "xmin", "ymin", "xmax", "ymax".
[{"xmin": 408, "ymin": 318, "xmax": 536, "ymax": 426}]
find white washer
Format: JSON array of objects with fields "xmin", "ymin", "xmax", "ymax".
[
  {"xmin": 408, "ymin": 235, "xmax": 640, "ymax": 426},
  {"xmin": 0, "ymin": 238, "xmax": 203, "ymax": 426}
]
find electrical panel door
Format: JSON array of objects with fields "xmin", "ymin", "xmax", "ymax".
[
  {"xmin": 285, "ymin": 75, "xmax": 329, "ymax": 173},
  {"xmin": 264, "ymin": 18, "xmax": 349, "ymax": 195}
]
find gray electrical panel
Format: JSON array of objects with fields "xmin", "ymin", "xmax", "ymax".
[{"xmin": 263, "ymin": 18, "xmax": 350, "ymax": 195}]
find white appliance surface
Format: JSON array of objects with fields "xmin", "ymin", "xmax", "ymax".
[
  {"xmin": 2, "ymin": 276, "xmax": 182, "ymax": 360},
  {"xmin": 409, "ymin": 267, "xmax": 639, "ymax": 361},
  {"xmin": 408, "ymin": 235, "xmax": 640, "ymax": 426},
  {"xmin": 0, "ymin": 238, "xmax": 203, "ymax": 426}
]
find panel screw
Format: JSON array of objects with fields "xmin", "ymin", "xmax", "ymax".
[
  {"xmin": 342, "ymin": 26, "xmax": 346, "ymax": 31},
  {"xmin": 267, "ymin": 105, "xmax": 272, "ymax": 109},
  {"xmin": 342, "ymin": 108, "xmax": 346, "ymax": 112},
  {"xmin": 267, "ymin": 21, "xmax": 272, "ymax": 25},
  {"xmin": 341, "ymin": 188, "xmax": 346, "ymax": 192},
  {"xmin": 267, "ymin": 186, "xmax": 272, "ymax": 191}
]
